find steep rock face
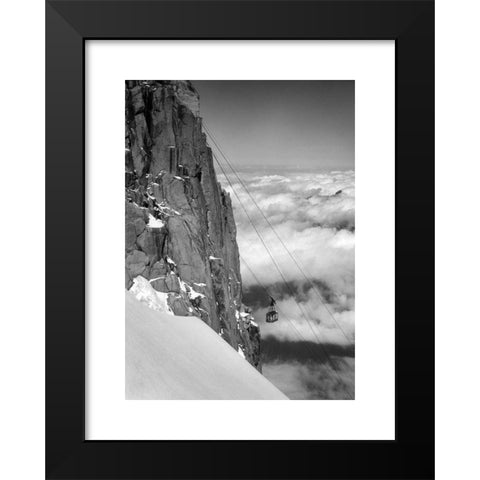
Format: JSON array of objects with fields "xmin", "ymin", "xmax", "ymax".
[{"xmin": 125, "ymin": 80, "xmax": 261, "ymax": 370}]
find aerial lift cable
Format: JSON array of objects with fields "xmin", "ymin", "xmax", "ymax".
[
  {"xmin": 204, "ymin": 124, "xmax": 353, "ymax": 345},
  {"xmin": 240, "ymin": 256, "xmax": 354, "ymax": 400},
  {"xmin": 212, "ymin": 151, "xmax": 353, "ymax": 398},
  {"xmin": 212, "ymin": 151, "xmax": 325, "ymax": 346}
]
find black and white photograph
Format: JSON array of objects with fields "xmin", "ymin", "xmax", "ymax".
[
  {"xmin": 125, "ymin": 80, "xmax": 355, "ymax": 400},
  {"xmin": 1, "ymin": 0, "xmax": 459, "ymax": 478}
]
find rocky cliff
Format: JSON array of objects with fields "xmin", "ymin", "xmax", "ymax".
[{"xmin": 125, "ymin": 80, "xmax": 261, "ymax": 370}]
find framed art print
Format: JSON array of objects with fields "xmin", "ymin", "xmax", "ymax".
[{"xmin": 46, "ymin": 1, "xmax": 434, "ymax": 479}]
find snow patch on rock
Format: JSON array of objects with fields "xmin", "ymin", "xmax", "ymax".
[
  {"xmin": 129, "ymin": 276, "xmax": 173, "ymax": 315},
  {"xmin": 147, "ymin": 214, "xmax": 164, "ymax": 228},
  {"xmin": 237, "ymin": 346, "xmax": 246, "ymax": 359}
]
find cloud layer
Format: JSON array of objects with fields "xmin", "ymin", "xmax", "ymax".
[
  {"xmin": 219, "ymin": 169, "xmax": 355, "ymax": 399},
  {"xmin": 262, "ymin": 358, "xmax": 355, "ymax": 400}
]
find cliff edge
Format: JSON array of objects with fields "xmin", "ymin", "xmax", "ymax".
[{"xmin": 125, "ymin": 80, "xmax": 261, "ymax": 370}]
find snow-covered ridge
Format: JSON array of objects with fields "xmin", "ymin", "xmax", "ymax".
[
  {"xmin": 130, "ymin": 271, "xmax": 258, "ymax": 364},
  {"xmin": 126, "ymin": 292, "xmax": 288, "ymax": 400}
]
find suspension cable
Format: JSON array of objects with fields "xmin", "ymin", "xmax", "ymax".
[
  {"xmin": 211, "ymin": 150, "xmax": 352, "ymax": 397},
  {"xmin": 205, "ymin": 127, "xmax": 340, "ymax": 343},
  {"xmin": 204, "ymin": 123, "xmax": 353, "ymax": 345},
  {"xmin": 212, "ymin": 151, "xmax": 325, "ymax": 346},
  {"xmin": 240, "ymin": 256, "xmax": 353, "ymax": 400}
]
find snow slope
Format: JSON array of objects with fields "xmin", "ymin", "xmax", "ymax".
[{"xmin": 126, "ymin": 292, "xmax": 288, "ymax": 400}]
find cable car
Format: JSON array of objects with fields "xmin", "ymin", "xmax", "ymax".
[{"xmin": 266, "ymin": 297, "xmax": 279, "ymax": 323}]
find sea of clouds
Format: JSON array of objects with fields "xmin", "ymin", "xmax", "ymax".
[{"xmin": 219, "ymin": 169, "xmax": 355, "ymax": 399}]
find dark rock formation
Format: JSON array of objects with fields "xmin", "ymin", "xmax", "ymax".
[{"xmin": 125, "ymin": 80, "xmax": 261, "ymax": 370}]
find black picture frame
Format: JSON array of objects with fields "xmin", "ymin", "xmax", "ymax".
[{"xmin": 46, "ymin": 1, "xmax": 434, "ymax": 478}]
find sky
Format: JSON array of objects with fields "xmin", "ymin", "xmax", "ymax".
[
  {"xmin": 193, "ymin": 81, "xmax": 354, "ymax": 171},
  {"xmin": 191, "ymin": 81, "xmax": 355, "ymax": 399}
]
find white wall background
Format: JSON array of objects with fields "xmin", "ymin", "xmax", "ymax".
[{"xmin": 0, "ymin": 0, "xmax": 479, "ymax": 478}]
